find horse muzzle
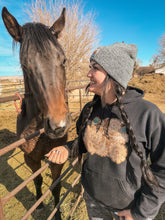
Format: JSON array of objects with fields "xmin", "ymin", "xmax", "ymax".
[{"xmin": 44, "ymin": 113, "xmax": 71, "ymax": 139}]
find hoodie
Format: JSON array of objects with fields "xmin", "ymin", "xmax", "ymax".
[{"xmin": 70, "ymin": 86, "xmax": 165, "ymax": 220}]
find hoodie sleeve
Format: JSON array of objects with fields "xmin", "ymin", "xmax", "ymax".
[{"xmin": 131, "ymin": 108, "xmax": 165, "ymax": 220}]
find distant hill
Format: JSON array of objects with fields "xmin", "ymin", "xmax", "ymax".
[
  {"xmin": 129, "ymin": 73, "xmax": 165, "ymax": 94},
  {"xmin": 0, "ymin": 75, "xmax": 23, "ymax": 81}
]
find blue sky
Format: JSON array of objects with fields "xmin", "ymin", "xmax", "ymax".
[{"xmin": 1, "ymin": 0, "xmax": 165, "ymax": 76}]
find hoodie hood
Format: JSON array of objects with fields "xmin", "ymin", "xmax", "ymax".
[
  {"xmin": 92, "ymin": 87, "xmax": 144, "ymax": 107},
  {"xmin": 122, "ymin": 86, "xmax": 144, "ymax": 104}
]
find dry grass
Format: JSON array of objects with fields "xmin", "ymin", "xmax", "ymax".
[{"xmin": 0, "ymin": 74, "xmax": 165, "ymax": 219}]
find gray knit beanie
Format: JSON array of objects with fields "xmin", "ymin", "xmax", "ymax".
[{"xmin": 90, "ymin": 42, "xmax": 138, "ymax": 89}]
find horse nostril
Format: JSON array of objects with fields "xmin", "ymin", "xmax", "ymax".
[{"xmin": 48, "ymin": 119, "xmax": 57, "ymax": 130}]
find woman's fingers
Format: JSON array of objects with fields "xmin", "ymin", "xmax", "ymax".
[
  {"xmin": 51, "ymin": 150, "xmax": 59, "ymax": 163},
  {"xmin": 52, "ymin": 150, "xmax": 61, "ymax": 163},
  {"xmin": 45, "ymin": 151, "xmax": 51, "ymax": 157},
  {"xmin": 47, "ymin": 150, "xmax": 56, "ymax": 161},
  {"xmin": 45, "ymin": 146, "xmax": 69, "ymax": 164},
  {"xmin": 60, "ymin": 152, "xmax": 66, "ymax": 163}
]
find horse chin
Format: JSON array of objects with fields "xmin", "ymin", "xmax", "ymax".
[{"xmin": 45, "ymin": 128, "xmax": 68, "ymax": 140}]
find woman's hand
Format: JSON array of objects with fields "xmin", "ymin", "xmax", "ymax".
[
  {"xmin": 45, "ymin": 146, "xmax": 69, "ymax": 164},
  {"xmin": 117, "ymin": 210, "xmax": 134, "ymax": 220}
]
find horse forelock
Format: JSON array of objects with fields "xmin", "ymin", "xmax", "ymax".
[{"xmin": 21, "ymin": 22, "xmax": 61, "ymax": 54}]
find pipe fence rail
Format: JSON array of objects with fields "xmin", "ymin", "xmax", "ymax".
[
  {"xmin": 0, "ymin": 85, "xmax": 87, "ymax": 104},
  {"xmin": 0, "ymin": 84, "xmax": 89, "ymax": 220}
]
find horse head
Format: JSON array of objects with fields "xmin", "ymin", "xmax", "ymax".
[{"xmin": 2, "ymin": 7, "xmax": 71, "ymax": 139}]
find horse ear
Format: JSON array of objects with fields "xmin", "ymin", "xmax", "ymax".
[
  {"xmin": 2, "ymin": 7, "xmax": 22, "ymax": 42},
  {"xmin": 50, "ymin": 7, "xmax": 66, "ymax": 38}
]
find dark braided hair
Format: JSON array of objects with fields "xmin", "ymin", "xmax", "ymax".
[
  {"xmin": 71, "ymin": 92, "xmax": 99, "ymax": 159},
  {"xmin": 113, "ymin": 81, "xmax": 159, "ymax": 189}
]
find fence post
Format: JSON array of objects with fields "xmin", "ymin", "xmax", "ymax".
[
  {"xmin": 79, "ymin": 89, "xmax": 82, "ymax": 111},
  {"xmin": 0, "ymin": 198, "xmax": 5, "ymax": 220}
]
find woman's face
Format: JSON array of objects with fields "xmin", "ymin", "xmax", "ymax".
[{"xmin": 87, "ymin": 61, "xmax": 107, "ymax": 96}]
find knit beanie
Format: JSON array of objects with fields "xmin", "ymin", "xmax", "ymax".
[{"xmin": 90, "ymin": 42, "xmax": 138, "ymax": 89}]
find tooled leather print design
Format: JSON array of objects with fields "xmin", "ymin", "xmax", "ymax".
[{"xmin": 83, "ymin": 117, "xmax": 129, "ymax": 164}]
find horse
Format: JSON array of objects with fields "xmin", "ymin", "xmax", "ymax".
[{"xmin": 2, "ymin": 7, "xmax": 71, "ymax": 219}]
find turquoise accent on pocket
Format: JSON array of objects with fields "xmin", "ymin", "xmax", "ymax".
[
  {"xmin": 121, "ymin": 127, "xmax": 126, "ymax": 133},
  {"xmin": 93, "ymin": 117, "xmax": 101, "ymax": 125}
]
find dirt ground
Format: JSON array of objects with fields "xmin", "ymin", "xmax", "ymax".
[
  {"xmin": 129, "ymin": 73, "xmax": 165, "ymax": 113},
  {"xmin": 0, "ymin": 73, "xmax": 165, "ymax": 219}
]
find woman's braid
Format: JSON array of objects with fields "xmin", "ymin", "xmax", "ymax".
[
  {"xmin": 71, "ymin": 93, "xmax": 99, "ymax": 159},
  {"xmin": 114, "ymin": 83, "xmax": 158, "ymax": 189}
]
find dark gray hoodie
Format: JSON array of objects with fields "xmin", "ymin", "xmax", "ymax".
[{"xmin": 66, "ymin": 87, "xmax": 165, "ymax": 220}]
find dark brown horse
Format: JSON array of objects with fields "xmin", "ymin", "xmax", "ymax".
[{"xmin": 2, "ymin": 7, "xmax": 71, "ymax": 219}]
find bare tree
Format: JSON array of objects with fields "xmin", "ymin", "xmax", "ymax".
[
  {"xmin": 132, "ymin": 59, "xmax": 142, "ymax": 77},
  {"xmin": 26, "ymin": 0, "xmax": 100, "ymax": 85},
  {"xmin": 136, "ymin": 58, "xmax": 143, "ymax": 67},
  {"xmin": 150, "ymin": 54, "xmax": 160, "ymax": 69},
  {"xmin": 154, "ymin": 35, "xmax": 165, "ymax": 68}
]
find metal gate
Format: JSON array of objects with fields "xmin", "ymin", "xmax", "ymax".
[{"xmin": 0, "ymin": 84, "xmax": 90, "ymax": 220}]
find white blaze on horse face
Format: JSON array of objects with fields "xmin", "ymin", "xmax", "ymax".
[
  {"xmin": 59, "ymin": 120, "xmax": 66, "ymax": 127},
  {"xmin": 49, "ymin": 117, "xmax": 66, "ymax": 130}
]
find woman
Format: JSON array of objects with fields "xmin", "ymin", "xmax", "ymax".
[{"xmin": 46, "ymin": 42, "xmax": 165, "ymax": 220}]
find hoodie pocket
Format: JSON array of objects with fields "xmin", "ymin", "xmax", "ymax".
[{"xmin": 82, "ymin": 167, "xmax": 134, "ymax": 209}]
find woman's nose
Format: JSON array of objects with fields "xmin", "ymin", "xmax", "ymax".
[{"xmin": 87, "ymin": 70, "xmax": 92, "ymax": 77}]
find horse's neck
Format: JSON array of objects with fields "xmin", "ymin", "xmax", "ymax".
[{"xmin": 17, "ymin": 79, "xmax": 42, "ymax": 138}]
